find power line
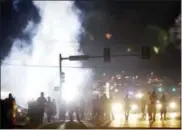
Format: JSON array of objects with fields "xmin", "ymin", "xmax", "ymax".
[{"xmin": 1, "ymin": 63, "xmax": 106, "ymax": 69}]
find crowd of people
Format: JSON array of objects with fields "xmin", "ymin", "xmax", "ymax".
[
  {"xmin": 0, "ymin": 90, "xmax": 169, "ymax": 128},
  {"xmin": 28, "ymin": 92, "xmax": 57, "ymax": 123},
  {"xmin": 28, "ymin": 92, "xmax": 86, "ymax": 123},
  {"xmin": 139, "ymin": 91, "xmax": 167, "ymax": 121},
  {"xmin": 92, "ymin": 94, "xmax": 114, "ymax": 122}
]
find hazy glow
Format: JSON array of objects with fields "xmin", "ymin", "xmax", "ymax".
[
  {"xmin": 170, "ymin": 102, "xmax": 176, "ymax": 109},
  {"xmin": 1, "ymin": 1, "xmax": 92, "ymax": 107}
]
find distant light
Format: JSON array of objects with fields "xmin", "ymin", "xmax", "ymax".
[
  {"xmin": 106, "ymin": 82, "xmax": 110, "ymax": 87},
  {"xmin": 135, "ymin": 93, "xmax": 143, "ymax": 99},
  {"xmin": 103, "ymin": 73, "xmax": 106, "ymax": 76},
  {"xmin": 115, "ymin": 89, "xmax": 118, "ymax": 92},
  {"xmin": 135, "ymin": 75, "xmax": 138, "ymax": 79},
  {"xmin": 127, "ymin": 48, "xmax": 131, "ymax": 52},
  {"xmin": 119, "ymin": 84, "xmax": 122, "ymax": 86},
  {"xmin": 153, "ymin": 46, "xmax": 160, "ymax": 54},
  {"xmin": 151, "ymin": 72, "xmax": 154, "ymax": 75},
  {"xmin": 172, "ymin": 88, "xmax": 176, "ymax": 92},
  {"xmin": 125, "ymin": 76, "xmax": 129, "ymax": 79},
  {"xmin": 158, "ymin": 87, "xmax": 163, "ymax": 92},
  {"xmin": 105, "ymin": 33, "xmax": 112, "ymax": 40},
  {"xmin": 114, "ymin": 83, "xmax": 117, "ymax": 86},
  {"xmin": 129, "ymin": 91, "xmax": 133, "ymax": 95},
  {"xmin": 170, "ymin": 102, "xmax": 176, "ymax": 109}
]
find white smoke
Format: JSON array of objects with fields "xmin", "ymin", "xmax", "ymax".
[{"xmin": 1, "ymin": 1, "xmax": 92, "ymax": 107}]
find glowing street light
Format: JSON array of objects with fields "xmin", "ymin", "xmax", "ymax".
[{"xmin": 158, "ymin": 87, "xmax": 163, "ymax": 92}]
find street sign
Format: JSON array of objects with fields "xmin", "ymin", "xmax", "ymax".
[
  {"xmin": 103, "ymin": 47, "xmax": 111, "ymax": 62},
  {"xmin": 69, "ymin": 55, "xmax": 90, "ymax": 61}
]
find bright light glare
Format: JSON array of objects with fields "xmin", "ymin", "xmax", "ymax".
[
  {"xmin": 135, "ymin": 93, "xmax": 143, "ymax": 99},
  {"xmin": 170, "ymin": 102, "xmax": 176, "ymax": 109},
  {"xmin": 156, "ymin": 103, "xmax": 162, "ymax": 109},
  {"xmin": 170, "ymin": 112, "xmax": 177, "ymax": 119},
  {"xmin": 112, "ymin": 103, "xmax": 122, "ymax": 113},
  {"xmin": 131, "ymin": 104, "xmax": 138, "ymax": 111},
  {"xmin": 18, "ymin": 108, "xmax": 22, "ymax": 113},
  {"xmin": 1, "ymin": 1, "xmax": 92, "ymax": 108},
  {"xmin": 62, "ymin": 87, "xmax": 79, "ymax": 103}
]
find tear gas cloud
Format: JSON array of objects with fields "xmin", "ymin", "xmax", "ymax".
[{"xmin": 1, "ymin": 1, "xmax": 92, "ymax": 107}]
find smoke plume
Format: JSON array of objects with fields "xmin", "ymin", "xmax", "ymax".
[{"xmin": 1, "ymin": 1, "xmax": 92, "ymax": 107}]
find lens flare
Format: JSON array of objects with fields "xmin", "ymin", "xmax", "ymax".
[{"xmin": 1, "ymin": 1, "xmax": 92, "ymax": 108}]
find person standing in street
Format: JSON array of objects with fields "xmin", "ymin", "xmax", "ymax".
[
  {"xmin": 160, "ymin": 93, "xmax": 167, "ymax": 120},
  {"xmin": 150, "ymin": 91, "xmax": 157, "ymax": 121},
  {"xmin": 46, "ymin": 97, "xmax": 53, "ymax": 122},
  {"xmin": 147, "ymin": 92, "xmax": 152, "ymax": 121},
  {"xmin": 37, "ymin": 92, "xmax": 47, "ymax": 124},
  {"xmin": 140, "ymin": 94, "xmax": 147, "ymax": 120},
  {"xmin": 124, "ymin": 93, "xmax": 130, "ymax": 121}
]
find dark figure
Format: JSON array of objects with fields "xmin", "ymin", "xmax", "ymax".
[
  {"xmin": 46, "ymin": 97, "xmax": 53, "ymax": 122},
  {"xmin": 124, "ymin": 94, "xmax": 130, "ymax": 121},
  {"xmin": 160, "ymin": 93, "xmax": 167, "ymax": 120},
  {"xmin": 37, "ymin": 92, "xmax": 47, "ymax": 124},
  {"xmin": 79, "ymin": 98, "xmax": 85, "ymax": 120},
  {"xmin": 102, "ymin": 94, "xmax": 108, "ymax": 121},
  {"xmin": 141, "ymin": 95, "xmax": 147, "ymax": 120},
  {"xmin": 59, "ymin": 99, "xmax": 66, "ymax": 121},
  {"xmin": 147, "ymin": 92, "xmax": 152, "ymax": 121},
  {"xmin": 110, "ymin": 96, "xmax": 114, "ymax": 121},
  {"xmin": 69, "ymin": 105, "xmax": 80, "ymax": 122},
  {"xmin": 92, "ymin": 95, "xmax": 97, "ymax": 121},
  {"xmin": 52, "ymin": 99, "xmax": 57, "ymax": 121},
  {"xmin": 150, "ymin": 91, "xmax": 157, "ymax": 121},
  {"xmin": 1, "ymin": 93, "xmax": 16, "ymax": 128}
]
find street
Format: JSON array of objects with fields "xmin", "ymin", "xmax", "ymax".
[{"xmin": 25, "ymin": 112, "xmax": 181, "ymax": 129}]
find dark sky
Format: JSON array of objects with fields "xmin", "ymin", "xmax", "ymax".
[{"xmin": 1, "ymin": 0, "xmax": 181, "ymax": 79}]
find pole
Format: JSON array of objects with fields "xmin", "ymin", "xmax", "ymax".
[{"xmin": 59, "ymin": 54, "xmax": 62, "ymax": 118}]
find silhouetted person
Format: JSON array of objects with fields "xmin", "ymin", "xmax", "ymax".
[
  {"xmin": 52, "ymin": 99, "xmax": 57, "ymax": 121},
  {"xmin": 160, "ymin": 93, "xmax": 167, "ymax": 120},
  {"xmin": 59, "ymin": 99, "xmax": 66, "ymax": 121},
  {"xmin": 46, "ymin": 97, "xmax": 53, "ymax": 122},
  {"xmin": 147, "ymin": 92, "xmax": 152, "ymax": 120},
  {"xmin": 79, "ymin": 98, "xmax": 85, "ymax": 120},
  {"xmin": 150, "ymin": 91, "xmax": 157, "ymax": 121},
  {"xmin": 2, "ymin": 93, "xmax": 16, "ymax": 128},
  {"xmin": 37, "ymin": 92, "xmax": 47, "ymax": 123},
  {"xmin": 124, "ymin": 94, "xmax": 130, "ymax": 121},
  {"xmin": 141, "ymin": 95, "xmax": 147, "ymax": 120}
]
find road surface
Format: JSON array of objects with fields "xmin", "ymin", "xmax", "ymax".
[{"xmin": 23, "ymin": 112, "xmax": 181, "ymax": 129}]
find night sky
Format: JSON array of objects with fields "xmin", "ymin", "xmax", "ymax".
[{"xmin": 1, "ymin": 0, "xmax": 181, "ymax": 80}]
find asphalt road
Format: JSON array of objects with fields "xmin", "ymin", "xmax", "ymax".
[{"xmin": 23, "ymin": 112, "xmax": 181, "ymax": 129}]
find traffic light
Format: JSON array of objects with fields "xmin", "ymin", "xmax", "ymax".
[
  {"xmin": 141, "ymin": 46, "xmax": 150, "ymax": 59},
  {"xmin": 103, "ymin": 47, "xmax": 111, "ymax": 62},
  {"xmin": 60, "ymin": 72, "xmax": 65, "ymax": 83}
]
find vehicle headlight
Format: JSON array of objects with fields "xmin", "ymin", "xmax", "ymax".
[
  {"xmin": 131, "ymin": 104, "xmax": 138, "ymax": 111},
  {"xmin": 170, "ymin": 102, "xmax": 176, "ymax": 109},
  {"xmin": 112, "ymin": 103, "xmax": 122, "ymax": 113}
]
